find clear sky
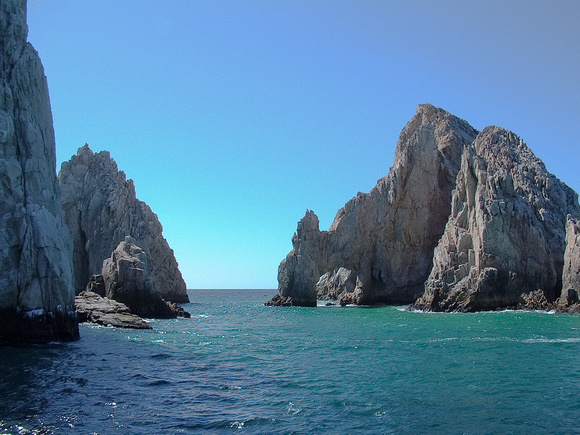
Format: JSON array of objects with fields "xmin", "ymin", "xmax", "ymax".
[{"xmin": 27, "ymin": 1, "xmax": 580, "ymax": 289}]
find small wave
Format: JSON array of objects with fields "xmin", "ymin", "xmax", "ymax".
[
  {"xmin": 522, "ymin": 337, "xmax": 580, "ymax": 344},
  {"xmin": 150, "ymin": 353, "xmax": 173, "ymax": 360},
  {"xmin": 147, "ymin": 379, "xmax": 172, "ymax": 386}
]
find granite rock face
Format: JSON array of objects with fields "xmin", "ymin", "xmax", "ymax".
[
  {"xmin": 273, "ymin": 104, "xmax": 478, "ymax": 306},
  {"xmin": 272, "ymin": 104, "xmax": 580, "ymax": 312},
  {"xmin": 416, "ymin": 127, "xmax": 580, "ymax": 311},
  {"xmin": 316, "ymin": 267, "xmax": 356, "ymax": 302},
  {"xmin": 58, "ymin": 145, "xmax": 188, "ymax": 303},
  {"xmin": 0, "ymin": 0, "xmax": 78, "ymax": 342},
  {"xmin": 558, "ymin": 217, "xmax": 580, "ymax": 310},
  {"xmin": 100, "ymin": 237, "xmax": 186, "ymax": 319}
]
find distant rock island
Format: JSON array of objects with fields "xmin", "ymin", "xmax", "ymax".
[{"xmin": 269, "ymin": 104, "xmax": 580, "ymax": 312}]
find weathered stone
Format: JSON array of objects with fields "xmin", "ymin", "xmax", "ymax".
[
  {"xmin": 101, "ymin": 237, "xmax": 186, "ymax": 319},
  {"xmin": 271, "ymin": 104, "xmax": 478, "ymax": 307},
  {"xmin": 265, "ymin": 294, "xmax": 293, "ymax": 307},
  {"xmin": 316, "ymin": 267, "xmax": 357, "ymax": 301},
  {"xmin": 0, "ymin": 0, "xmax": 78, "ymax": 343},
  {"xmin": 58, "ymin": 144, "xmax": 188, "ymax": 303},
  {"xmin": 75, "ymin": 291, "xmax": 152, "ymax": 329},
  {"xmin": 561, "ymin": 217, "xmax": 580, "ymax": 293},
  {"xmin": 519, "ymin": 290, "xmax": 551, "ymax": 311},
  {"xmin": 416, "ymin": 127, "xmax": 580, "ymax": 311}
]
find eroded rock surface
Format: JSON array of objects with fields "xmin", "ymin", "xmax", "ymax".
[
  {"xmin": 58, "ymin": 145, "xmax": 188, "ymax": 303},
  {"xmin": 416, "ymin": 127, "xmax": 580, "ymax": 311},
  {"xmin": 557, "ymin": 217, "xmax": 580, "ymax": 311},
  {"xmin": 101, "ymin": 237, "xmax": 188, "ymax": 319},
  {"xmin": 0, "ymin": 0, "xmax": 78, "ymax": 343},
  {"xmin": 271, "ymin": 104, "xmax": 580, "ymax": 312},
  {"xmin": 75, "ymin": 291, "xmax": 152, "ymax": 330},
  {"xmin": 272, "ymin": 104, "xmax": 478, "ymax": 306}
]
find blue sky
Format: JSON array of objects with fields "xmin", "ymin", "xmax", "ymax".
[{"xmin": 27, "ymin": 1, "xmax": 580, "ymax": 289}]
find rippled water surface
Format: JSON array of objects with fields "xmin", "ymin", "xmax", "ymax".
[{"xmin": 1, "ymin": 289, "xmax": 580, "ymax": 434}]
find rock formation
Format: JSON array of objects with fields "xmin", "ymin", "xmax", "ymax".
[
  {"xmin": 416, "ymin": 127, "xmax": 580, "ymax": 311},
  {"xmin": 0, "ymin": 0, "xmax": 78, "ymax": 342},
  {"xmin": 75, "ymin": 291, "xmax": 152, "ymax": 329},
  {"xmin": 98, "ymin": 237, "xmax": 188, "ymax": 319},
  {"xmin": 557, "ymin": 217, "xmax": 580, "ymax": 310},
  {"xmin": 271, "ymin": 104, "xmax": 580, "ymax": 312},
  {"xmin": 58, "ymin": 145, "xmax": 189, "ymax": 303},
  {"xmin": 273, "ymin": 104, "xmax": 478, "ymax": 306},
  {"xmin": 316, "ymin": 267, "xmax": 356, "ymax": 302}
]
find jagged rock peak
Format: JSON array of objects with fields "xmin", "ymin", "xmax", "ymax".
[
  {"xmin": 0, "ymin": 0, "xmax": 78, "ymax": 343},
  {"xmin": 58, "ymin": 144, "xmax": 189, "ymax": 303},
  {"xmin": 416, "ymin": 126, "xmax": 580, "ymax": 311},
  {"xmin": 271, "ymin": 104, "xmax": 478, "ymax": 307}
]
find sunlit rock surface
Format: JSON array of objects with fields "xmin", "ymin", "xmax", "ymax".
[
  {"xmin": 271, "ymin": 104, "xmax": 580, "ymax": 312},
  {"xmin": 272, "ymin": 104, "xmax": 478, "ymax": 306},
  {"xmin": 58, "ymin": 145, "xmax": 189, "ymax": 303},
  {"xmin": 0, "ymin": 0, "xmax": 78, "ymax": 343},
  {"xmin": 416, "ymin": 127, "xmax": 580, "ymax": 311}
]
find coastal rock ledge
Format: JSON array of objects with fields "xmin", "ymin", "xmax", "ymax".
[
  {"xmin": 0, "ymin": 0, "xmax": 78, "ymax": 343},
  {"xmin": 268, "ymin": 104, "xmax": 580, "ymax": 312}
]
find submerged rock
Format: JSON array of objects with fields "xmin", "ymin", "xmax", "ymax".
[
  {"xmin": 101, "ymin": 237, "xmax": 188, "ymax": 319},
  {"xmin": 0, "ymin": 0, "xmax": 78, "ymax": 343},
  {"xmin": 75, "ymin": 291, "xmax": 152, "ymax": 330},
  {"xmin": 58, "ymin": 144, "xmax": 189, "ymax": 303}
]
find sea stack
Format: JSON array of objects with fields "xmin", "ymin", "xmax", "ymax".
[
  {"xmin": 271, "ymin": 104, "xmax": 580, "ymax": 311},
  {"xmin": 415, "ymin": 127, "xmax": 580, "ymax": 311},
  {"xmin": 0, "ymin": 0, "xmax": 78, "ymax": 342},
  {"xmin": 58, "ymin": 145, "xmax": 189, "ymax": 303},
  {"xmin": 274, "ymin": 104, "xmax": 478, "ymax": 306}
]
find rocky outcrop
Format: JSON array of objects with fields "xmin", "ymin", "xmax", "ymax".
[
  {"xmin": 100, "ymin": 237, "xmax": 188, "ymax": 319},
  {"xmin": 0, "ymin": 0, "xmax": 78, "ymax": 343},
  {"xmin": 316, "ymin": 267, "xmax": 356, "ymax": 302},
  {"xmin": 272, "ymin": 104, "xmax": 478, "ymax": 306},
  {"xmin": 557, "ymin": 217, "xmax": 580, "ymax": 311},
  {"xmin": 58, "ymin": 145, "xmax": 188, "ymax": 303},
  {"xmin": 416, "ymin": 127, "xmax": 580, "ymax": 311},
  {"xmin": 75, "ymin": 291, "xmax": 152, "ymax": 329},
  {"xmin": 271, "ymin": 104, "xmax": 580, "ymax": 312}
]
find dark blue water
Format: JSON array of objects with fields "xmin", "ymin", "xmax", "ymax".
[{"xmin": 1, "ymin": 289, "xmax": 579, "ymax": 434}]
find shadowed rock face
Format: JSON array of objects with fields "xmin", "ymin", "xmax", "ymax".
[
  {"xmin": 58, "ymin": 145, "xmax": 189, "ymax": 303},
  {"xmin": 0, "ymin": 0, "xmax": 78, "ymax": 343},
  {"xmin": 275, "ymin": 104, "xmax": 478, "ymax": 306},
  {"xmin": 416, "ymin": 127, "xmax": 580, "ymax": 311}
]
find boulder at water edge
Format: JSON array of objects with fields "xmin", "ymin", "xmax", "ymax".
[{"xmin": 99, "ymin": 237, "xmax": 189, "ymax": 319}]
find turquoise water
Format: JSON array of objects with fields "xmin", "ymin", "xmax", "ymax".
[{"xmin": 1, "ymin": 289, "xmax": 579, "ymax": 434}]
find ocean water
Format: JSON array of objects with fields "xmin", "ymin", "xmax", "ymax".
[{"xmin": 1, "ymin": 289, "xmax": 579, "ymax": 434}]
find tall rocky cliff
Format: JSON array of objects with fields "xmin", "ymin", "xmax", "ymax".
[
  {"xmin": 415, "ymin": 127, "xmax": 580, "ymax": 311},
  {"xmin": 276, "ymin": 104, "xmax": 478, "ymax": 306},
  {"xmin": 0, "ymin": 0, "xmax": 78, "ymax": 342},
  {"xmin": 272, "ymin": 104, "xmax": 580, "ymax": 311},
  {"xmin": 58, "ymin": 145, "xmax": 189, "ymax": 303}
]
